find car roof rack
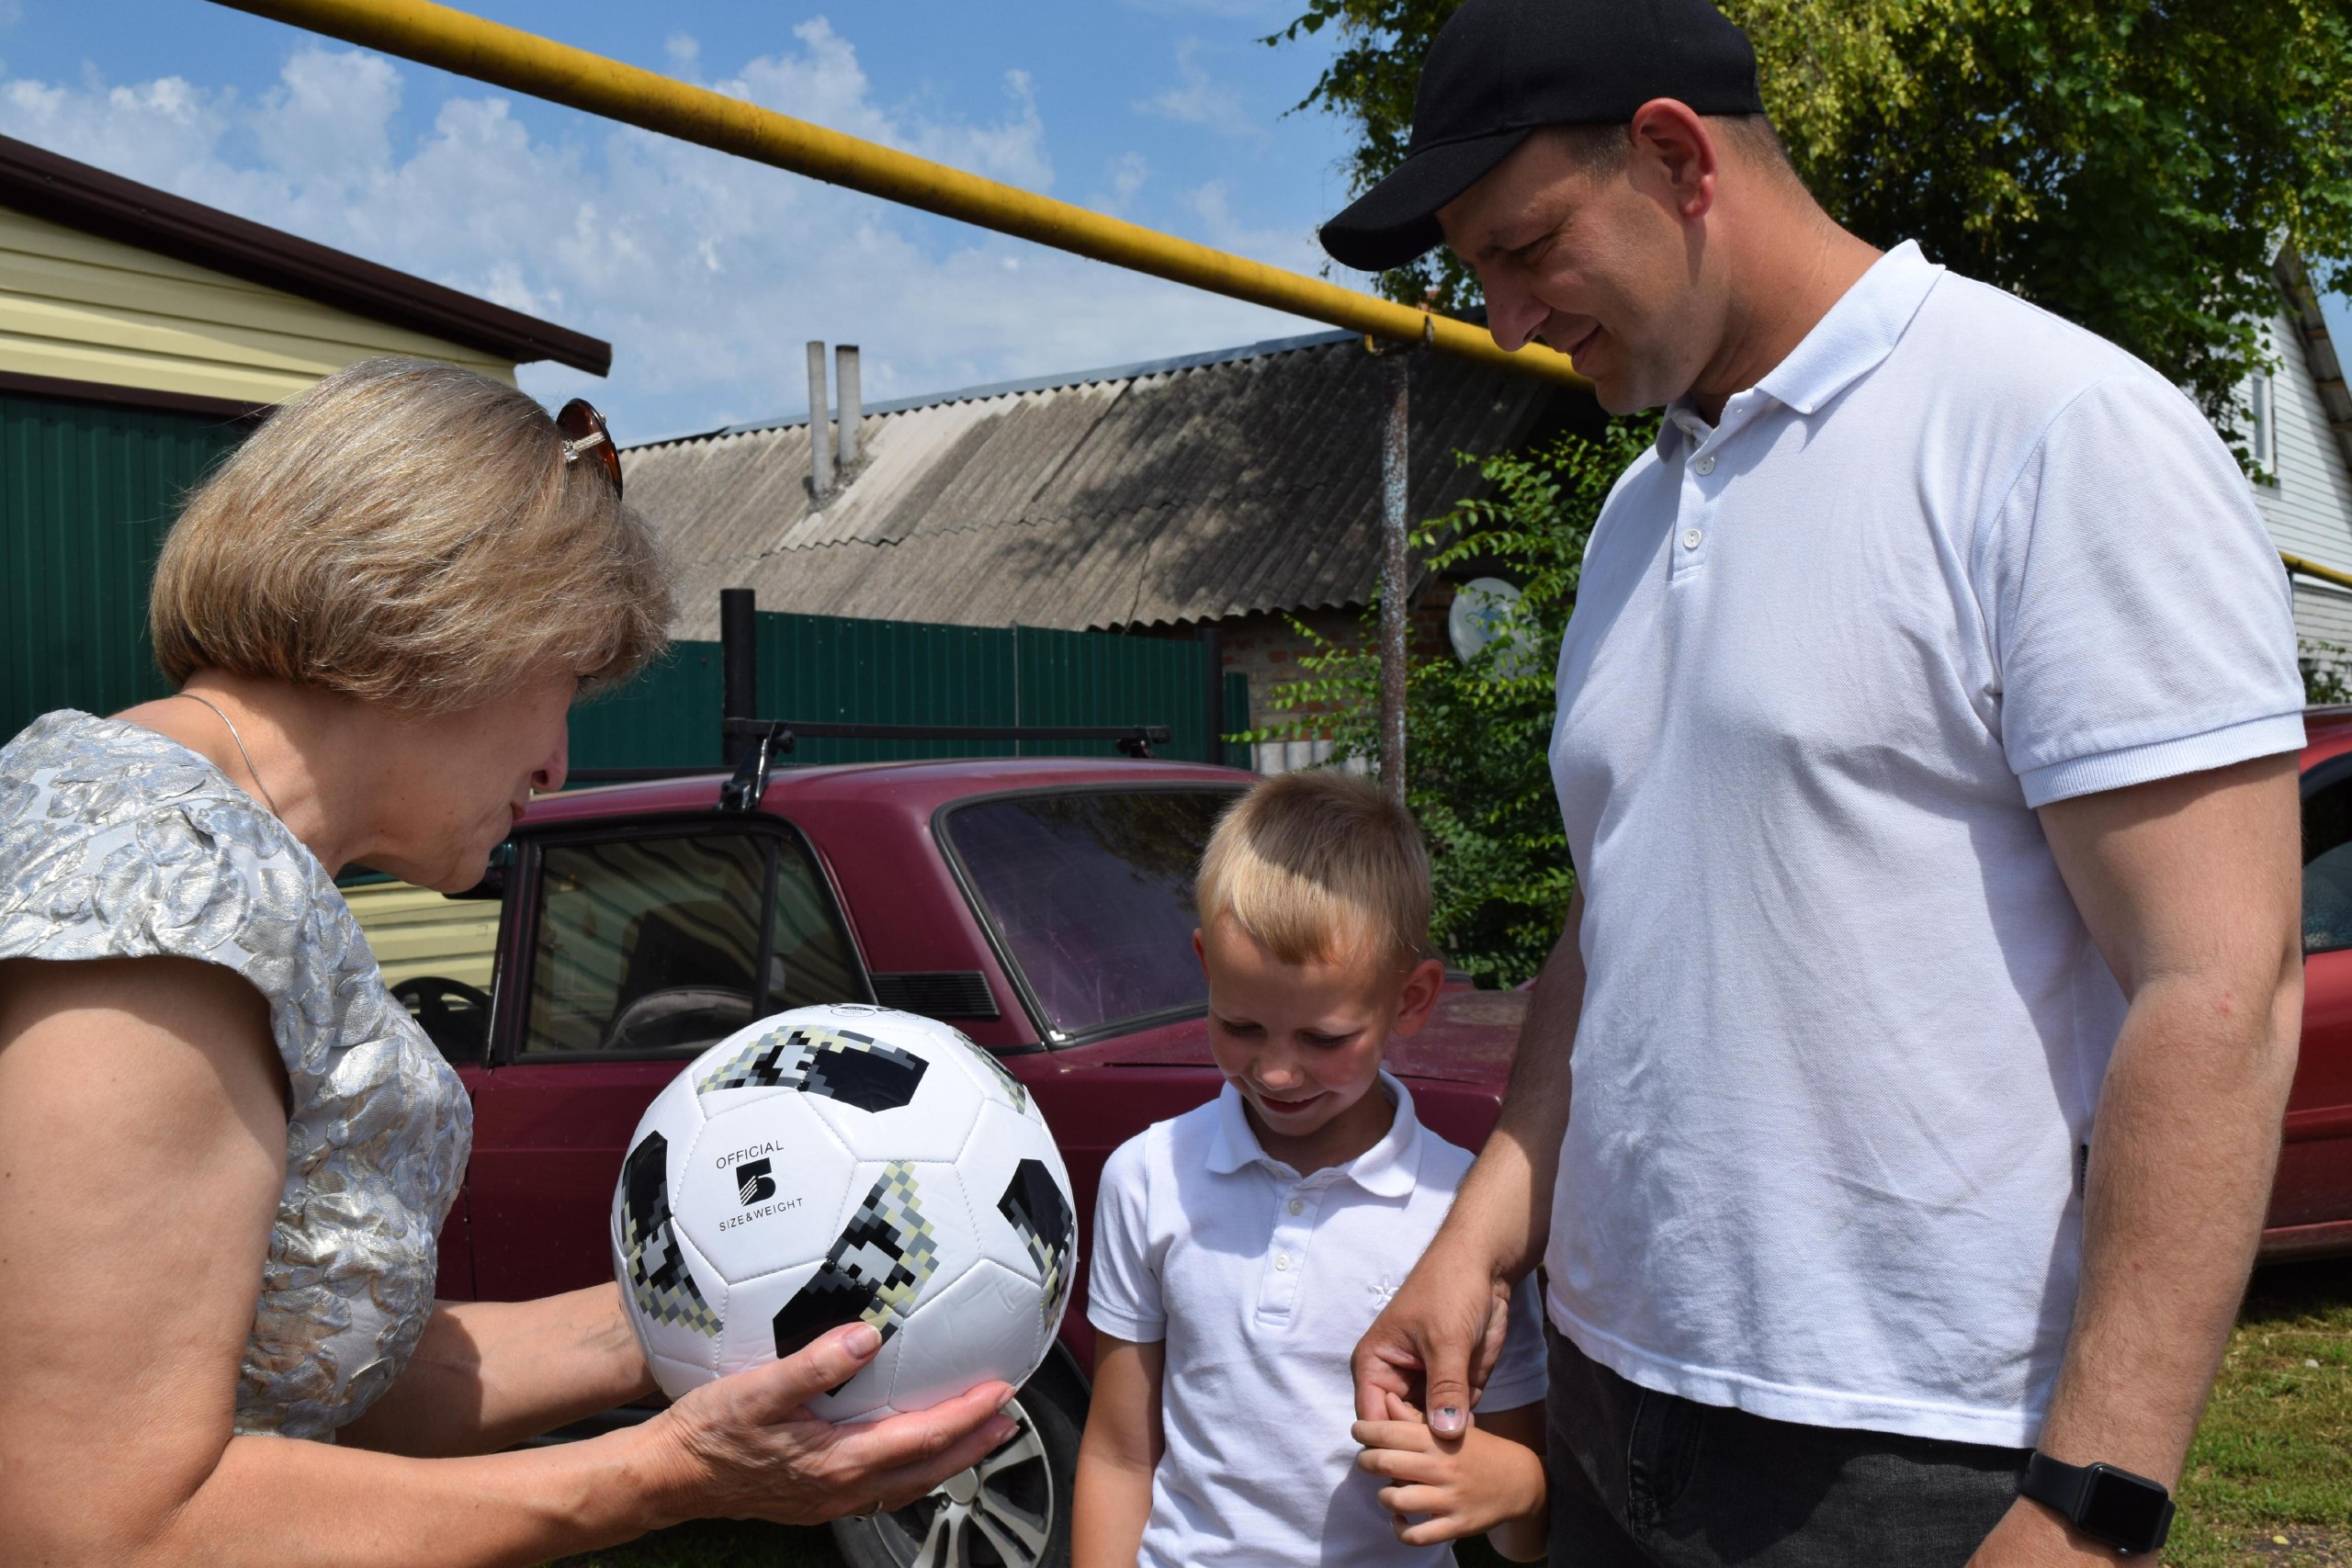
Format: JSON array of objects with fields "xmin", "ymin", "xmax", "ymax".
[{"xmin": 716, "ymin": 717, "xmax": 1174, "ymax": 814}]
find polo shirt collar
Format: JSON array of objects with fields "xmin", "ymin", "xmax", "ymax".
[
  {"xmin": 1206, "ymin": 1069, "xmax": 1423, "ymax": 1197},
  {"xmin": 1657, "ymin": 240, "xmax": 1944, "ymax": 457}
]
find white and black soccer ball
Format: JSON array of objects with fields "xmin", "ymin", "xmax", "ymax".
[{"xmin": 610, "ymin": 1003, "xmax": 1078, "ymax": 1422}]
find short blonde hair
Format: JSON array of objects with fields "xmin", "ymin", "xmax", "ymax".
[
  {"xmin": 151, "ymin": 356, "xmax": 673, "ymax": 716},
  {"xmin": 1197, "ymin": 770, "xmax": 1432, "ymax": 966}
]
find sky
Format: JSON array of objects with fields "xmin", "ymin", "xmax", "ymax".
[
  {"xmin": 0, "ymin": 2, "xmax": 2346, "ymax": 441},
  {"xmin": 0, "ymin": 0, "xmax": 1371, "ymax": 440}
]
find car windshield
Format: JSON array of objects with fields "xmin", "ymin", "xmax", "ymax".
[{"xmin": 945, "ymin": 788, "xmax": 1240, "ymax": 1040}]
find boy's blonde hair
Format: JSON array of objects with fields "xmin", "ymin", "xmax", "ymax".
[
  {"xmin": 1196, "ymin": 770, "xmax": 1432, "ymax": 966},
  {"xmin": 150, "ymin": 356, "xmax": 673, "ymax": 716}
]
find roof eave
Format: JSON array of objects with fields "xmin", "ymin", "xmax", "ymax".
[
  {"xmin": 0, "ymin": 132, "xmax": 611, "ymax": 377},
  {"xmin": 2278, "ymin": 247, "xmax": 2352, "ymax": 480}
]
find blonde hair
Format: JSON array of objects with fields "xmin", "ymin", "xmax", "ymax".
[
  {"xmin": 151, "ymin": 356, "xmax": 673, "ymax": 716},
  {"xmin": 1197, "ymin": 770, "xmax": 1432, "ymax": 966}
]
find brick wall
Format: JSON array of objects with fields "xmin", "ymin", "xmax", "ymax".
[{"xmin": 1214, "ymin": 585, "xmax": 1457, "ymax": 773}]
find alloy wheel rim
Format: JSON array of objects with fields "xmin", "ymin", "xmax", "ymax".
[{"xmin": 866, "ymin": 1393, "xmax": 1055, "ymax": 1568}]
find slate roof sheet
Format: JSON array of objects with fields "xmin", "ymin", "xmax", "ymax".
[{"xmin": 624, "ymin": 328, "xmax": 1574, "ymax": 636}]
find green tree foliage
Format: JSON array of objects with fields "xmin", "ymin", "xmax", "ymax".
[
  {"xmin": 2304, "ymin": 641, "xmax": 2352, "ymax": 707},
  {"xmin": 1273, "ymin": 0, "xmax": 2352, "ymax": 444},
  {"xmin": 1249, "ymin": 420, "xmax": 1653, "ymax": 985}
]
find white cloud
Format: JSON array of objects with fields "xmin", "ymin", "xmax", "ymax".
[
  {"xmin": 1184, "ymin": 178, "xmax": 1319, "ymax": 274},
  {"xmin": 1133, "ymin": 39, "xmax": 1258, "ymax": 138},
  {"xmin": 1091, "ymin": 151, "xmax": 1150, "ymax": 216},
  {"xmin": 0, "ymin": 28, "xmax": 1321, "ymax": 437}
]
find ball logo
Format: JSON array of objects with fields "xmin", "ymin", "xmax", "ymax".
[{"xmin": 736, "ymin": 1158, "xmax": 776, "ymax": 1206}]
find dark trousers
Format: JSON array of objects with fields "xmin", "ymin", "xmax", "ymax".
[{"xmin": 1544, "ymin": 1327, "xmax": 2030, "ymax": 1567}]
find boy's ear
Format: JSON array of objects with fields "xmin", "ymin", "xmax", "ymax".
[
  {"xmin": 1193, "ymin": 926, "xmax": 1206, "ymax": 969},
  {"xmin": 1389, "ymin": 956, "xmax": 1449, "ymax": 1037}
]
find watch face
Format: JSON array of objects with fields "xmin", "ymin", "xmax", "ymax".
[{"xmin": 2078, "ymin": 1466, "xmax": 2172, "ymax": 1549}]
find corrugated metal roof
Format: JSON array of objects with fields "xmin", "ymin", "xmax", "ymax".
[{"xmin": 624, "ymin": 329, "xmax": 1576, "ymax": 635}]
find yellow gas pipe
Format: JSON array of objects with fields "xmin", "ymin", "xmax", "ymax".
[
  {"xmin": 207, "ymin": 0, "xmax": 1588, "ymax": 389},
  {"xmin": 2284, "ymin": 553, "xmax": 2352, "ymax": 593}
]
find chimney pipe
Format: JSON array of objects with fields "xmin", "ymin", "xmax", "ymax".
[
  {"xmin": 835, "ymin": 344, "xmax": 862, "ymax": 472},
  {"xmin": 805, "ymin": 340, "xmax": 833, "ymax": 502}
]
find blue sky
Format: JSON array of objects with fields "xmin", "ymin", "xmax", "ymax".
[{"xmin": 1, "ymin": 1, "xmax": 2346, "ymax": 439}]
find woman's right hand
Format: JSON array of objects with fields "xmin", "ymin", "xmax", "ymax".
[{"xmin": 644, "ymin": 1322, "xmax": 1019, "ymax": 1527}]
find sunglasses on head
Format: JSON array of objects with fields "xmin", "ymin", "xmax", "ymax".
[{"xmin": 557, "ymin": 399, "xmax": 623, "ymax": 498}]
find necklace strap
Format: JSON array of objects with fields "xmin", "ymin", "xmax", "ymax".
[{"xmin": 170, "ymin": 692, "xmax": 288, "ymax": 820}]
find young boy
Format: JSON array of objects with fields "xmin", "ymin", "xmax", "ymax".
[{"xmin": 1072, "ymin": 771, "xmax": 1548, "ymax": 1566}]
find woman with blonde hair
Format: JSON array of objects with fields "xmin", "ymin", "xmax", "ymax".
[{"xmin": 0, "ymin": 358, "xmax": 1014, "ymax": 1563}]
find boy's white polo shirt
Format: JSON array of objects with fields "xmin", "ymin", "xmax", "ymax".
[
  {"xmin": 1090, "ymin": 1071, "xmax": 1547, "ymax": 1568},
  {"xmin": 1544, "ymin": 240, "xmax": 2304, "ymax": 1447}
]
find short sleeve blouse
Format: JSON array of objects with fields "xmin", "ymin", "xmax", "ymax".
[{"xmin": 0, "ymin": 710, "xmax": 472, "ymax": 1439}]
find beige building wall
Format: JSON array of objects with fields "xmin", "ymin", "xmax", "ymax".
[{"xmin": 0, "ymin": 203, "xmax": 515, "ymax": 406}]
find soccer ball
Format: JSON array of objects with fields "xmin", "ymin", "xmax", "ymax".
[{"xmin": 610, "ymin": 1003, "xmax": 1078, "ymax": 1422}]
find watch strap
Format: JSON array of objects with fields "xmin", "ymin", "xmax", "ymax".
[
  {"xmin": 2019, "ymin": 1450, "xmax": 2093, "ymax": 1518},
  {"xmin": 2019, "ymin": 1450, "xmax": 2176, "ymax": 1555}
]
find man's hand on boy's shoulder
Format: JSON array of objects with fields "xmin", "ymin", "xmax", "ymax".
[
  {"xmin": 1352, "ymin": 1262, "xmax": 1514, "ymax": 1434},
  {"xmin": 1353, "ymin": 1392, "xmax": 1548, "ymax": 1558}
]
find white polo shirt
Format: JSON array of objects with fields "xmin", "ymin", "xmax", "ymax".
[
  {"xmin": 1090, "ymin": 1073, "xmax": 1548, "ymax": 1568},
  {"xmin": 1544, "ymin": 240, "xmax": 2305, "ymax": 1448}
]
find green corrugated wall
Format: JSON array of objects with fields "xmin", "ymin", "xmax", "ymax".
[
  {"xmin": 569, "ymin": 612, "xmax": 1252, "ymax": 771},
  {"xmin": 1, "ymin": 393, "xmax": 246, "ymax": 742},
  {"xmin": 0, "ymin": 391, "xmax": 1251, "ymax": 772}
]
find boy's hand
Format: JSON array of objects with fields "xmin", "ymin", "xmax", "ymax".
[
  {"xmin": 1352, "ymin": 1393, "xmax": 1546, "ymax": 1550},
  {"xmin": 1353, "ymin": 1267, "xmax": 1513, "ymax": 1436}
]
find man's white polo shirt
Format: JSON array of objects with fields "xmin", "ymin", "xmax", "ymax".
[
  {"xmin": 1090, "ymin": 1072, "xmax": 1547, "ymax": 1567},
  {"xmin": 1544, "ymin": 240, "xmax": 2305, "ymax": 1448}
]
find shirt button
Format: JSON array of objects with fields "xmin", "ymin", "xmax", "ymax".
[
  {"xmin": 1682, "ymin": 528, "xmax": 1703, "ymax": 550},
  {"xmin": 1274, "ymin": 1254, "xmax": 1291, "ymax": 1271},
  {"xmin": 1287, "ymin": 1198, "xmax": 1304, "ymax": 1215},
  {"xmin": 1693, "ymin": 454, "xmax": 1717, "ymax": 476}
]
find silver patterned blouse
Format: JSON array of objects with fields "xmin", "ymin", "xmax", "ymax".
[{"xmin": 0, "ymin": 710, "xmax": 472, "ymax": 1440}]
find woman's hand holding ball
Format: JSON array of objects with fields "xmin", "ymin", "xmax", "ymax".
[{"xmin": 641, "ymin": 1323, "xmax": 1017, "ymax": 1526}]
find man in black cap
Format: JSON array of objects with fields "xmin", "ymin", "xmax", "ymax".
[{"xmin": 1338, "ymin": 1, "xmax": 2308, "ymax": 1564}]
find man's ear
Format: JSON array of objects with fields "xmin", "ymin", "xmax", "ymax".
[
  {"xmin": 1627, "ymin": 96, "xmax": 1717, "ymax": 220},
  {"xmin": 1390, "ymin": 956, "xmax": 1450, "ymax": 1037}
]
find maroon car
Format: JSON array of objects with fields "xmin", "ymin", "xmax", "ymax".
[
  {"xmin": 2279, "ymin": 706, "xmax": 2352, "ymax": 1260},
  {"xmin": 365, "ymin": 754, "xmax": 1522, "ymax": 1568},
  {"xmin": 368, "ymin": 716, "xmax": 2352, "ymax": 1566}
]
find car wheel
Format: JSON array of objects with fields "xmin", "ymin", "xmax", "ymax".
[{"xmin": 831, "ymin": 1356, "xmax": 1085, "ymax": 1568}]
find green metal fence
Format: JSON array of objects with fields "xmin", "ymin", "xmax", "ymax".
[
  {"xmin": 571, "ymin": 610, "xmax": 1251, "ymax": 771},
  {"xmin": 1, "ymin": 394, "xmax": 245, "ymax": 740},
  {"xmin": 0, "ymin": 388, "xmax": 1250, "ymax": 773}
]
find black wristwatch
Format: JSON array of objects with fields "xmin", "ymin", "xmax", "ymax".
[{"xmin": 2018, "ymin": 1450, "xmax": 2176, "ymax": 1555}]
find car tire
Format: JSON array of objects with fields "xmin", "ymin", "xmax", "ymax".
[{"xmin": 831, "ymin": 1354, "xmax": 1086, "ymax": 1568}]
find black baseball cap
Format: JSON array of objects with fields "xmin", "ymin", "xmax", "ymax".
[{"xmin": 1319, "ymin": 0, "xmax": 1765, "ymax": 273}]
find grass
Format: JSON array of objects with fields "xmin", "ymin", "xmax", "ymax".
[
  {"xmin": 555, "ymin": 1263, "xmax": 2352, "ymax": 1567},
  {"xmin": 2165, "ymin": 1257, "xmax": 2352, "ymax": 1567}
]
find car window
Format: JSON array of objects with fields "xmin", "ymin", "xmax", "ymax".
[
  {"xmin": 944, "ymin": 789, "xmax": 1239, "ymax": 1041},
  {"xmin": 525, "ymin": 829, "xmax": 861, "ymax": 1057},
  {"xmin": 343, "ymin": 875, "xmax": 502, "ymax": 1066},
  {"xmin": 2307, "ymin": 772, "xmax": 2352, "ymax": 955}
]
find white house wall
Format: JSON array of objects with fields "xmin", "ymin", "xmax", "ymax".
[{"xmin": 2247, "ymin": 310, "xmax": 2352, "ymax": 652}]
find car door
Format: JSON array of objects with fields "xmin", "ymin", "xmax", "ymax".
[
  {"xmin": 2280, "ymin": 754, "xmax": 2352, "ymax": 1244},
  {"xmin": 467, "ymin": 817, "xmax": 870, "ymax": 1301}
]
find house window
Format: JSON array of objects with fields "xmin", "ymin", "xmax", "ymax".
[{"xmin": 2249, "ymin": 367, "xmax": 2278, "ymax": 479}]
